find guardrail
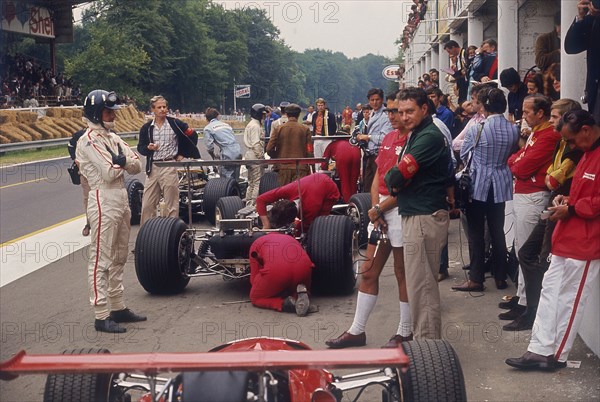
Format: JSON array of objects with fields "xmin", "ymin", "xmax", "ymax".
[
  {"xmin": 0, "ymin": 128, "xmax": 245, "ymax": 155},
  {"xmin": 0, "ymin": 132, "xmax": 139, "ymax": 155}
]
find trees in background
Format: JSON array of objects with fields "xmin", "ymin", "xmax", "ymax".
[{"xmin": 3, "ymin": 0, "xmax": 394, "ymax": 113}]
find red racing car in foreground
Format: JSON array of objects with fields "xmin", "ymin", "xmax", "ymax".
[{"xmin": 0, "ymin": 337, "xmax": 466, "ymax": 402}]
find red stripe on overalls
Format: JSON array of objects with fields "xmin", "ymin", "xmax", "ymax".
[
  {"xmin": 92, "ymin": 189, "xmax": 102, "ymax": 305},
  {"xmin": 555, "ymin": 260, "xmax": 591, "ymax": 360}
]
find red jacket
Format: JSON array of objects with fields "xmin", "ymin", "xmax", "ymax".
[
  {"xmin": 508, "ymin": 124, "xmax": 561, "ymax": 194},
  {"xmin": 256, "ymin": 173, "xmax": 340, "ymax": 231},
  {"xmin": 551, "ymin": 139, "xmax": 600, "ymax": 260}
]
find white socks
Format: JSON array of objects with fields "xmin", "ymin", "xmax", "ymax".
[
  {"xmin": 397, "ymin": 301, "xmax": 412, "ymax": 337},
  {"xmin": 348, "ymin": 292, "xmax": 378, "ymax": 335}
]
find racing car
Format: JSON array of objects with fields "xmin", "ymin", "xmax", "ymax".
[
  {"xmin": 0, "ymin": 336, "xmax": 467, "ymax": 402},
  {"xmin": 125, "ymin": 165, "xmax": 247, "ymax": 226},
  {"xmin": 133, "ymin": 158, "xmax": 366, "ymax": 297}
]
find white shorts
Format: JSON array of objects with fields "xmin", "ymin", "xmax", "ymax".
[{"xmin": 367, "ymin": 194, "xmax": 403, "ymax": 248}]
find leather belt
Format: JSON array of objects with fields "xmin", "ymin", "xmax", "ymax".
[{"xmin": 154, "ymin": 157, "xmax": 174, "ymax": 162}]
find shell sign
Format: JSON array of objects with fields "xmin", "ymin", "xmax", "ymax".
[
  {"xmin": 382, "ymin": 65, "xmax": 400, "ymax": 81},
  {"xmin": 1, "ymin": 1, "xmax": 55, "ymax": 38}
]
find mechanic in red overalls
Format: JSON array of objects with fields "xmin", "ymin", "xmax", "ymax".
[
  {"xmin": 249, "ymin": 200, "xmax": 317, "ymax": 316},
  {"xmin": 320, "ymin": 127, "xmax": 362, "ymax": 202},
  {"xmin": 257, "ymin": 173, "xmax": 340, "ymax": 232}
]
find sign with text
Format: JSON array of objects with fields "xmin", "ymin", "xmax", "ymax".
[
  {"xmin": 1, "ymin": 1, "xmax": 54, "ymax": 38},
  {"xmin": 382, "ymin": 65, "xmax": 400, "ymax": 81},
  {"xmin": 235, "ymin": 85, "xmax": 251, "ymax": 98}
]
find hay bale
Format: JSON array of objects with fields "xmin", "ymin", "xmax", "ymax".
[
  {"xmin": 17, "ymin": 124, "xmax": 43, "ymax": 141},
  {"xmin": 45, "ymin": 108, "xmax": 63, "ymax": 118},
  {"xmin": 0, "ymin": 134, "xmax": 10, "ymax": 144},
  {"xmin": 71, "ymin": 109, "xmax": 83, "ymax": 118},
  {"xmin": 0, "ymin": 111, "xmax": 17, "ymax": 124},
  {"xmin": 16, "ymin": 111, "xmax": 38, "ymax": 124},
  {"xmin": 54, "ymin": 119, "xmax": 79, "ymax": 135},
  {"xmin": 62, "ymin": 109, "xmax": 73, "ymax": 118},
  {"xmin": 36, "ymin": 118, "xmax": 64, "ymax": 139},
  {"xmin": 31, "ymin": 122, "xmax": 54, "ymax": 140},
  {"xmin": 0, "ymin": 124, "xmax": 27, "ymax": 142}
]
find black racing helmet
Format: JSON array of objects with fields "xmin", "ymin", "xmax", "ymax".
[
  {"xmin": 83, "ymin": 90, "xmax": 120, "ymax": 125},
  {"xmin": 250, "ymin": 103, "xmax": 267, "ymax": 120}
]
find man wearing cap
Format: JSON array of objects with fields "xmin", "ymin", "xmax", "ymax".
[
  {"xmin": 77, "ymin": 90, "xmax": 145, "ymax": 333},
  {"xmin": 266, "ymin": 103, "xmax": 314, "ymax": 185},
  {"xmin": 270, "ymin": 101, "xmax": 290, "ymax": 133}
]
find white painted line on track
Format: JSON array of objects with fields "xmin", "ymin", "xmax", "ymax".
[{"xmin": 0, "ymin": 217, "xmax": 90, "ymax": 287}]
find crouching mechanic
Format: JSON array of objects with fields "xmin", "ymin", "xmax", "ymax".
[
  {"xmin": 249, "ymin": 200, "xmax": 318, "ymax": 316},
  {"xmin": 256, "ymin": 173, "xmax": 340, "ymax": 232},
  {"xmin": 76, "ymin": 90, "xmax": 146, "ymax": 333}
]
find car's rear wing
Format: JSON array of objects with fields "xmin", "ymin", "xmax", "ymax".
[{"xmin": 0, "ymin": 347, "xmax": 409, "ymax": 380}]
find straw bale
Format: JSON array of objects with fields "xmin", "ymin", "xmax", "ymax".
[
  {"xmin": 62, "ymin": 109, "xmax": 73, "ymax": 118},
  {"xmin": 0, "ymin": 134, "xmax": 9, "ymax": 144},
  {"xmin": 17, "ymin": 124, "xmax": 43, "ymax": 141},
  {"xmin": 16, "ymin": 111, "xmax": 38, "ymax": 124},
  {"xmin": 54, "ymin": 120, "xmax": 79, "ymax": 136},
  {"xmin": 71, "ymin": 109, "xmax": 83, "ymax": 118},
  {"xmin": 0, "ymin": 111, "xmax": 17, "ymax": 124},
  {"xmin": 0, "ymin": 125, "xmax": 27, "ymax": 142},
  {"xmin": 45, "ymin": 108, "xmax": 63, "ymax": 118}
]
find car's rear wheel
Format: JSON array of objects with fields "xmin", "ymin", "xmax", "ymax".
[
  {"xmin": 43, "ymin": 348, "xmax": 116, "ymax": 402},
  {"xmin": 125, "ymin": 177, "xmax": 144, "ymax": 226},
  {"xmin": 400, "ymin": 339, "xmax": 467, "ymax": 402},
  {"xmin": 307, "ymin": 215, "xmax": 355, "ymax": 295},
  {"xmin": 347, "ymin": 192, "xmax": 371, "ymax": 249},
  {"xmin": 135, "ymin": 217, "xmax": 191, "ymax": 294},
  {"xmin": 216, "ymin": 196, "xmax": 245, "ymax": 224},
  {"xmin": 258, "ymin": 171, "xmax": 280, "ymax": 195},
  {"xmin": 203, "ymin": 178, "xmax": 241, "ymax": 225}
]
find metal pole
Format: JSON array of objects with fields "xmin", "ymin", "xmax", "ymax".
[{"xmin": 233, "ymin": 79, "xmax": 237, "ymax": 114}]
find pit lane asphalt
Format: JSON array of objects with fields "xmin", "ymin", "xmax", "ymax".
[{"xmin": 1, "ymin": 216, "xmax": 598, "ymax": 401}]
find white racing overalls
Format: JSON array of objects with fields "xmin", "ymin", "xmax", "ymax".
[{"xmin": 76, "ymin": 123, "xmax": 142, "ymax": 320}]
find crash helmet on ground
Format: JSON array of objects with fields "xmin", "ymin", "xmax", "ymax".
[
  {"xmin": 84, "ymin": 90, "xmax": 119, "ymax": 125},
  {"xmin": 250, "ymin": 103, "xmax": 267, "ymax": 120}
]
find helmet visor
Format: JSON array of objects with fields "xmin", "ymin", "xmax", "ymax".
[{"xmin": 105, "ymin": 92, "xmax": 120, "ymax": 110}]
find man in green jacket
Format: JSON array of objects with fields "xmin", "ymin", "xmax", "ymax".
[{"xmin": 385, "ymin": 87, "xmax": 451, "ymax": 339}]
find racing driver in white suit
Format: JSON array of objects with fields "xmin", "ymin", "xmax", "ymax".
[{"xmin": 76, "ymin": 90, "xmax": 146, "ymax": 333}]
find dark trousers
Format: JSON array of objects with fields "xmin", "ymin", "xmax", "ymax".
[
  {"xmin": 518, "ymin": 217, "xmax": 555, "ymax": 318},
  {"xmin": 362, "ymin": 154, "xmax": 377, "ymax": 194},
  {"xmin": 466, "ymin": 187, "xmax": 507, "ymax": 283}
]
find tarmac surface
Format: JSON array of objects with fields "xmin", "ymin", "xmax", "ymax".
[{"xmin": 0, "ymin": 216, "xmax": 599, "ymax": 401}]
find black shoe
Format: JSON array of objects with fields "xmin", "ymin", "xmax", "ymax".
[
  {"xmin": 462, "ymin": 264, "xmax": 470, "ymax": 271},
  {"xmin": 498, "ymin": 296, "xmax": 520, "ymax": 310},
  {"xmin": 295, "ymin": 284, "xmax": 310, "ymax": 317},
  {"xmin": 498, "ymin": 305, "xmax": 526, "ymax": 321},
  {"xmin": 109, "ymin": 308, "xmax": 147, "ymax": 323},
  {"xmin": 505, "ymin": 351, "xmax": 558, "ymax": 371},
  {"xmin": 503, "ymin": 315, "xmax": 534, "ymax": 331},
  {"xmin": 94, "ymin": 318, "xmax": 126, "ymax": 333},
  {"xmin": 282, "ymin": 296, "xmax": 296, "ymax": 313},
  {"xmin": 325, "ymin": 332, "xmax": 366, "ymax": 349}
]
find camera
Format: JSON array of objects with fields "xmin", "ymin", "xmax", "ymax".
[{"xmin": 350, "ymin": 127, "xmax": 368, "ymax": 149}]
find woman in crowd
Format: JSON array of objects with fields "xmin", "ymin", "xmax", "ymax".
[{"xmin": 452, "ymin": 88, "xmax": 520, "ymax": 292}]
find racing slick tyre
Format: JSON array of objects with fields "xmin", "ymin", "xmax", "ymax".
[
  {"xmin": 401, "ymin": 339, "xmax": 467, "ymax": 402},
  {"xmin": 125, "ymin": 177, "xmax": 144, "ymax": 226},
  {"xmin": 203, "ymin": 177, "xmax": 241, "ymax": 225},
  {"xmin": 347, "ymin": 192, "xmax": 371, "ymax": 249},
  {"xmin": 307, "ymin": 215, "xmax": 355, "ymax": 295},
  {"xmin": 135, "ymin": 217, "xmax": 191, "ymax": 294},
  {"xmin": 258, "ymin": 171, "xmax": 280, "ymax": 195},
  {"xmin": 216, "ymin": 196, "xmax": 245, "ymax": 223},
  {"xmin": 43, "ymin": 348, "xmax": 117, "ymax": 402}
]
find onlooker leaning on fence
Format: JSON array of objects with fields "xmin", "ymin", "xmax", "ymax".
[
  {"xmin": 203, "ymin": 107, "xmax": 242, "ymax": 180},
  {"xmin": 137, "ymin": 95, "xmax": 200, "ymax": 225}
]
